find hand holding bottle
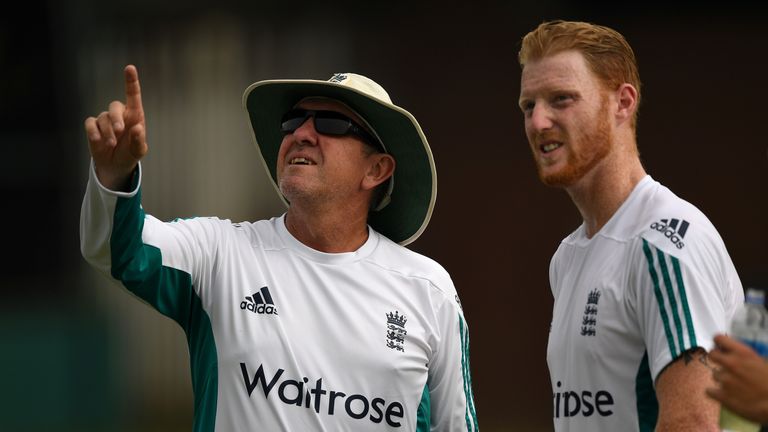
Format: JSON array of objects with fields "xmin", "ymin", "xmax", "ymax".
[{"xmin": 709, "ymin": 288, "xmax": 768, "ymax": 431}]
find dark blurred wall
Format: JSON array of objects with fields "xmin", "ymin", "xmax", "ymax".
[{"xmin": 2, "ymin": 1, "xmax": 765, "ymax": 431}]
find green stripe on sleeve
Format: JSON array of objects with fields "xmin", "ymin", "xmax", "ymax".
[
  {"xmin": 655, "ymin": 248, "xmax": 686, "ymax": 353},
  {"xmin": 671, "ymin": 257, "xmax": 697, "ymax": 347},
  {"xmin": 459, "ymin": 316, "xmax": 479, "ymax": 431},
  {"xmin": 642, "ymin": 239, "xmax": 678, "ymax": 358},
  {"xmin": 465, "ymin": 326, "xmax": 478, "ymax": 431},
  {"xmin": 459, "ymin": 318, "xmax": 472, "ymax": 432},
  {"xmin": 112, "ymin": 192, "xmax": 218, "ymax": 432}
]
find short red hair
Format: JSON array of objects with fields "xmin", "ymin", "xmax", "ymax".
[{"xmin": 519, "ymin": 20, "xmax": 641, "ymax": 129}]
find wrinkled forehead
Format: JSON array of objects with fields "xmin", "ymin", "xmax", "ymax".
[{"xmin": 294, "ymin": 97, "xmax": 367, "ymax": 126}]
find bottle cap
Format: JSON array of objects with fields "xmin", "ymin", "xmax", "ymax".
[{"xmin": 745, "ymin": 287, "xmax": 766, "ymax": 305}]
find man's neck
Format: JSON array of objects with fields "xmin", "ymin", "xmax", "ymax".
[
  {"xmin": 284, "ymin": 200, "xmax": 370, "ymax": 253},
  {"xmin": 566, "ymin": 147, "xmax": 646, "ymax": 238}
]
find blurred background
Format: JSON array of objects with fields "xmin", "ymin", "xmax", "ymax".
[{"xmin": 2, "ymin": 1, "xmax": 766, "ymax": 431}]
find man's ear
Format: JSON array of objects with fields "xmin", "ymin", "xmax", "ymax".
[
  {"xmin": 615, "ymin": 83, "xmax": 638, "ymax": 125},
  {"xmin": 363, "ymin": 153, "xmax": 395, "ymax": 191}
]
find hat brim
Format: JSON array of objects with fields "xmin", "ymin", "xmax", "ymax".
[{"xmin": 242, "ymin": 79, "xmax": 436, "ymax": 246}]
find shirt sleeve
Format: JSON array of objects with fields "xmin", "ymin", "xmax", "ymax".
[
  {"xmin": 630, "ymin": 233, "xmax": 742, "ymax": 380},
  {"xmin": 79, "ymin": 160, "xmax": 219, "ymax": 327},
  {"xmin": 425, "ymin": 285, "xmax": 480, "ymax": 432}
]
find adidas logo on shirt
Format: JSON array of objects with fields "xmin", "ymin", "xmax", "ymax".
[
  {"xmin": 649, "ymin": 218, "xmax": 690, "ymax": 249},
  {"xmin": 240, "ymin": 286, "xmax": 279, "ymax": 315}
]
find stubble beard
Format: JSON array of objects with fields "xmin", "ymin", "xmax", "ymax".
[
  {"xmin": 280, "ymin": 178, "xmax": 318, "ymax": 206},
  {"xmin": 535, "ymin": 100, "xmax": 613, "ymax": 188}
]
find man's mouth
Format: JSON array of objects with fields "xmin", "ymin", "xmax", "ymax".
[
  {"xmin": 289, "ymin": 157, "xmax": 316, "ymax": 165},
  {"xmin": 540, "ymin": 142, "xmax": 563, "ymax": 154}
]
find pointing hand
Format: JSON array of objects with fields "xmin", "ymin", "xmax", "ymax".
[{"xmin": 84, "ymin": 65, "xmax": 148, "ymax": 191}]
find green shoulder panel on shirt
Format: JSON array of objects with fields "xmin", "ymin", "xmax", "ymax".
[{"xmin": 112, "ymin": 191, "xmax": 219, "ymax": 432}]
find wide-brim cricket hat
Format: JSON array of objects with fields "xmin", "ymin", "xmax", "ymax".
[{"xmin": 242, "ymin": 73, "xmax": 436, "ymax": 246}]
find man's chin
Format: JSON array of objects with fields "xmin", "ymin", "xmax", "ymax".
[
  {"xmin": 278, "ymin": 181, "xmax": 305, "ymax": 201},
  {"xmin": 538, "ymin": 168, "xmax": 578, "ymax": 188}
]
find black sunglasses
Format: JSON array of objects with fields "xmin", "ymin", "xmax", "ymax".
[{"xmin": 280, "ymin": 108, "xmax": 383, "ymax": 151}]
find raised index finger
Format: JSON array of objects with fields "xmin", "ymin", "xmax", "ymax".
[{"xmin": 124, "ymin": 64, "xmax": 143, "ymax": 112}]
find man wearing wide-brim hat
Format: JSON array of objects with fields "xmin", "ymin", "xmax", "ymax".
[{"xmin": 81, "ymin": 65, "xmax": 479, "ymax": 431}]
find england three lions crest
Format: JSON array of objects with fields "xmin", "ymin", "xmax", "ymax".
[
  {"xmin": 386, "ymin": 311, "xmax": 407, "ymax": 352},
  {"xmin": 581, "ymin": 289, "xmax": 601, "ymax": 337}
]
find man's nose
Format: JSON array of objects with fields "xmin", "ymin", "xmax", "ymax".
[
  {"xmin": 291, "ymin": 116, "xmax": 318, "ymax": 145},
  {"xmin": 528, "ymin": 104, "xmax": 554, "ymax": 132}
]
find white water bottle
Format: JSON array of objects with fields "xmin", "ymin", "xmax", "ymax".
[{"xmin": 720, "ymin": 288, "xmax": 768, "ymax": 432}]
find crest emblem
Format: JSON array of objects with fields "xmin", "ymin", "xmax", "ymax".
[
  {"xmin": 386, "ymin": 311, "xmax": 407, "ymax": 352},
  {"xmin": 329, "ymin": 73, "xmax": 348, "ymax": 83},
  {"xmin": 580, "ymin": 289, "xmax": 601, "ymax": 337}
]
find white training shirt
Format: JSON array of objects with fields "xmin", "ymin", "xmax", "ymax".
[
  {"xmin": 547, "ymin": 175, "xmax": 743, "ymax": 432},
  {"xmin": 80, "ymin": 162, "xmax": 479, "ymax": 432}
]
